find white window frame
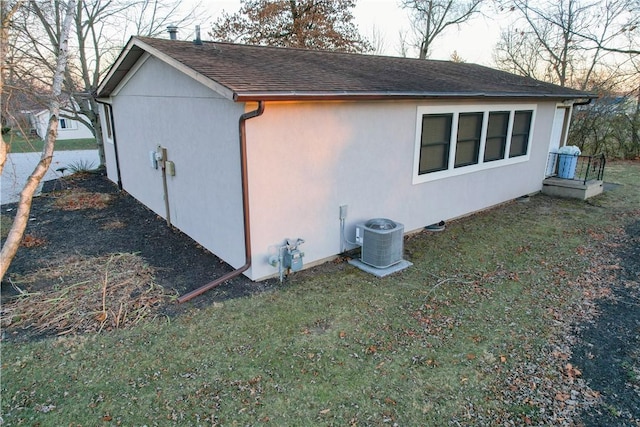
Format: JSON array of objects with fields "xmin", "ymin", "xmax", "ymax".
[
  {"xmin": 58, "ymin": 118, "xmax": 77, "ymax": 130},
  {"xmin": 413, "ymin": 103, "xmax": 537, "ymax": 184}
]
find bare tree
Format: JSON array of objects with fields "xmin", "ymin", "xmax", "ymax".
[
  {"xmin": 494, "ymin": 0, "xmax": 637, "ymax": 89},
  {"xmin": 369, "ymin": 25, "xmax": 387, "ymax": 55},
  {"xmin": 575, "ymin": 0, "xmax": 640, "ymax": 55},
  {"xmin": 401, "ymin": 0, "xmax": 483, "ymax": 59},
  {"xmin": 209, "ymin": 0, "xmax": 371, "ymax": 53},
  {"xmin": 0, "ymin": 0, "xmax": 76, "ymax": 281},
  {"xmin": 8, "ymin": 0, "xmax": 204, "ymax": 168},
  {"xmin": 0, "ymin": 1, "xmax": 24, "ymax": 176}
]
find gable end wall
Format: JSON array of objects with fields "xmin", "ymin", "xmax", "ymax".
[{"xmin": 107, "ymin": 56, "xmax": 247, "ymax": 268}]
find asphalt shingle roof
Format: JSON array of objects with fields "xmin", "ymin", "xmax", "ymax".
[{"xmin": 97, "ymin": 36, "xmax": 595, "ymax": 102}]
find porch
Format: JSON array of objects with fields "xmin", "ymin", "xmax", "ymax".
[{"xmin": 542, "ymin": 153, "xmax": 606, "ymax": 200}]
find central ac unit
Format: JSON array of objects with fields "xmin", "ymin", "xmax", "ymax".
[{"xmin": 355, "ymin": 218, "xmax": 404, "ymax": 269}]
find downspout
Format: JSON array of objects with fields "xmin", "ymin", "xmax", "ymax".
[
  {"xmin": 94, "ymin": 99, "xmax": 123, "ymax": 190},
  {"xmin": 178, "ymin": 101, "xmax": 265, "ymax": 303}
]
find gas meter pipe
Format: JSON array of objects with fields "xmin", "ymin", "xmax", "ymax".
[{"xmin": 178, "ymin": 101, "xmax": 265, "ymax": 303}]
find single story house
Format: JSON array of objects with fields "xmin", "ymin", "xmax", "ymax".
[
  {"xmin": 32, "ymin": 108, "xmax": 94, "ymax": 140},
  {"xmin": 96, "ymin": 36, "xmax": 595, "ymax": 290}
]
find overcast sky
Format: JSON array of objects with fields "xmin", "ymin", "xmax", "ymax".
[{"xmin": 190, "ymin": 0, "xmax": 502, "ymax": 65}]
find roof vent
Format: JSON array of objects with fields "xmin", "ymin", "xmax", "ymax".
[
  {"xmin": 193, "ymin": 25, "xmax": 202, "ymax": 45},
  {"xmin": 167, "ymin": 25, "xmax": 178, "ymax": 40}
]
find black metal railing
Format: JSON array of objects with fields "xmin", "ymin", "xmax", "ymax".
[{"xmin": 546, "ymin": 152, "xmax": 606, "ymax": 185}]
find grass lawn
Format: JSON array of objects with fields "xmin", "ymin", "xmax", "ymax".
[
  {"xmin": 2, "ymin": 133, "xmax": 96, "ymax": 153},
  {"xmin": 2, "ymin": 162, "xmax": 638, "ymax": 425}
]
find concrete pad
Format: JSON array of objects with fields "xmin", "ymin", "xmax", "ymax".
[
  {"xmin": 348, "ymin": 258, "xmax": 413, "ymax": 278},
  {"xmin": 542, "ymin": 177, "xmax": 604, "ymax": 200},
  {"xmin": 1, "ymin": 150, "xmax": 99, "ymax": 205}
]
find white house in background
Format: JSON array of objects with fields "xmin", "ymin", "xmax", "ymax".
[
  {"xmin": 96, "ymin": 36, "xmax": 596, "ymax": 284},
  {"xmin": 32, "ymin": 109, "xmax": 94, "ymax": 140}
]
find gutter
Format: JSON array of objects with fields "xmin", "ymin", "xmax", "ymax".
[
  {"xmin": 94, "ymin": 98, "xmax": 123, "ymax": 190},
  {"xmin": 571, "ymin": 98, "xmax": 594, "ymax": 106},
  {"xmin": 233, "ymin": 91, "xmax": 599, "ymax": 103},
  {"xmin": 177, "ymin": 101, "xmax": 265, "ymax": 303}
]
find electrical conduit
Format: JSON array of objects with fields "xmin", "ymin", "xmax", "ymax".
[{"xmin": 178, "ymin": 101, "xmax": 265, "ymax": 303}]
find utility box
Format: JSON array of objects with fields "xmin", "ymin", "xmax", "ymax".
[{"xmin": 284, "ymin": 248, "xmax": 304, "ymax": 272}]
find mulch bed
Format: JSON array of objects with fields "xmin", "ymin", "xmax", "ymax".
[{"xmin": 1, "ymin": 171, "xmax": 276, "ymax": 340}]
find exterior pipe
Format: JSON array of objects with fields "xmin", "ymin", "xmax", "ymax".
[{"xmin": 178, "ymin": 101, "xmax": 265, "ymax": 303}]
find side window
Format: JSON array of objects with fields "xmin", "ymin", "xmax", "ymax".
[
  {"xmin": 59, "ymin": 118, "xmax": 68, "ymax": 129},
  {"xmin": 414, "ymin": 104, "xmax": 536, "ymax": 183},
  {"xmin": 103, "ymin": 104, "xmax": 113, "ymax": 140},
  {"xmin": 509, "ymin": 110, "xmax": 533, "ymax": 158},
  {"xmin": 419, "ymin": 114, "xmax": 452, "ymax": 174},
  {"xmin": 455, "ymin": 112, "xmax": 483, "ymax": 168},
  {"xmin": 484, "ymin": 111, "xmax": 509, "ymax": 162}
]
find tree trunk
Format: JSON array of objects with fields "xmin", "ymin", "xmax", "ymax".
[{"xmin": 0, "ymin": 0, "xmax": 76, "ymax": 281}]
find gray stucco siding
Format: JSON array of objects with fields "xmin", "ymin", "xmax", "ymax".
[
  {"xmin": 246, "ymin": 99, "xmax": 558, "ymax": 280},
  {"xmin": 107, "ymin": 56, "xmax": 247, "ymax": 269}
]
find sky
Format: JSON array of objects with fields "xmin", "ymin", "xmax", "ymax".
[{"xmin": 191, "ymin": 0, "xmax": 502, "ymax": 66}]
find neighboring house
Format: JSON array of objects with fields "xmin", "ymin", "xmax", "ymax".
[
  {"xmin": 31, "ymin": 109, "xmax": 94, "ymax": 140},
  {"xmin": 96, "ymin": 36, "xmax": 596, "ymax": 283}
]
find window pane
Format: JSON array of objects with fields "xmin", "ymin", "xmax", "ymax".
[
  {"xmin": 484, "ymin": 111, "xmax": 509, "ymax": 162},
  {"xmin": 420, "ymin": 145, "xmax": 448, "ymax": 173},
  {"xmin": 419, "ymin": 114, "xmax": 452, "ymax": 174},
  {"xmin": 103, "ymin": 104, "xmax": 113, "ymax": 139},
  {"xmin": 509, "ymin": 110, "xmax": 532, "ymax": 157},
  {"xmin": 455, "ymin": 112, "xmax": 482, "ymax": 167}
]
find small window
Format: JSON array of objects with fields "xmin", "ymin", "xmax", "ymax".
[
  {"xmin": 455, "ymin": 112, "xmax": 483, "ymax": 167},
  {"xmin": 484, "ymin": 111, "xmax": 509, "ymax": 162},
  {"xmin": 419, "ymin": 114, "xmax": 452, "ymax": 174},
  {"xmin": 103, "ymin": 104, "xmax": 113, "ymax": 139},
  {"xmin": 59, "ymin": 118, "xmax": 68, "ymax": 129},
  {"xmin": 509, "ymin": 110, "xmax": 532, "ymax": 157}
]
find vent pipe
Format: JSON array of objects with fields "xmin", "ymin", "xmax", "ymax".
[
  {"xmin": 193, "ymin": 25, "xmax": 202, "ymax": 45},
  {"xmin": 167, "ymin": 25, "xmax": 178, "ymax": 40}
]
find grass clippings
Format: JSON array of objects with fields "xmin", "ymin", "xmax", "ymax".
[
  {"xmin": 1, "ymin": 253, "xmax": 173, "ymax": 337},
  {"xmin": 52, "ymin": 190, "xmax": 112, "ymax": 211}
]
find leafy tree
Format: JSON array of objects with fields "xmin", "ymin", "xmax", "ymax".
[
  {"xmin": 209, "ymin": 0, "xmax": 371, "ymax": 53},
  {"xmin": 401, "ymin": 0, "xmax": 483, "ymax": 59}
]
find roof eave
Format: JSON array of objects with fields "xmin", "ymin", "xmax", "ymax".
[
  {"xmin": 233, "ymin": 91, "xmax": 597, "ymax": 102},
  {"xmin": 97, "ymin": 37, "xmax": 236, "ymax": 101}
]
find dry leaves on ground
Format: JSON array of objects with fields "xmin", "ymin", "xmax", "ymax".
[{"xmin": 1, "ymin": 253, "xmax": 173, "ymax": 337}]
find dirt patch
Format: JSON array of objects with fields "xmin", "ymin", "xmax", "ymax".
[{"xmin": 1, "ymin": 172, "xmax": 276, "ymax": 341}]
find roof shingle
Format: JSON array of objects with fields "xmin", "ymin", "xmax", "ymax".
[{"xmin": 97, "ymin": 36, "xmax": 595, "ymax": 101}]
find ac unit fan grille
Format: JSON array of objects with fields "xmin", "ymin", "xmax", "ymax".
[{"xmin": 358, "ymin": 218, "xmax": 404, "ymax": 269}]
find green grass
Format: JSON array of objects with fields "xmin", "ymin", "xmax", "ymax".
[
  {"xmin": 2, "ymin": 134, "xmax": 96, "ymax": 153},
  {"xmin": 2, "ymin": 161, "xmax": 639, "ymax": 425}
]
